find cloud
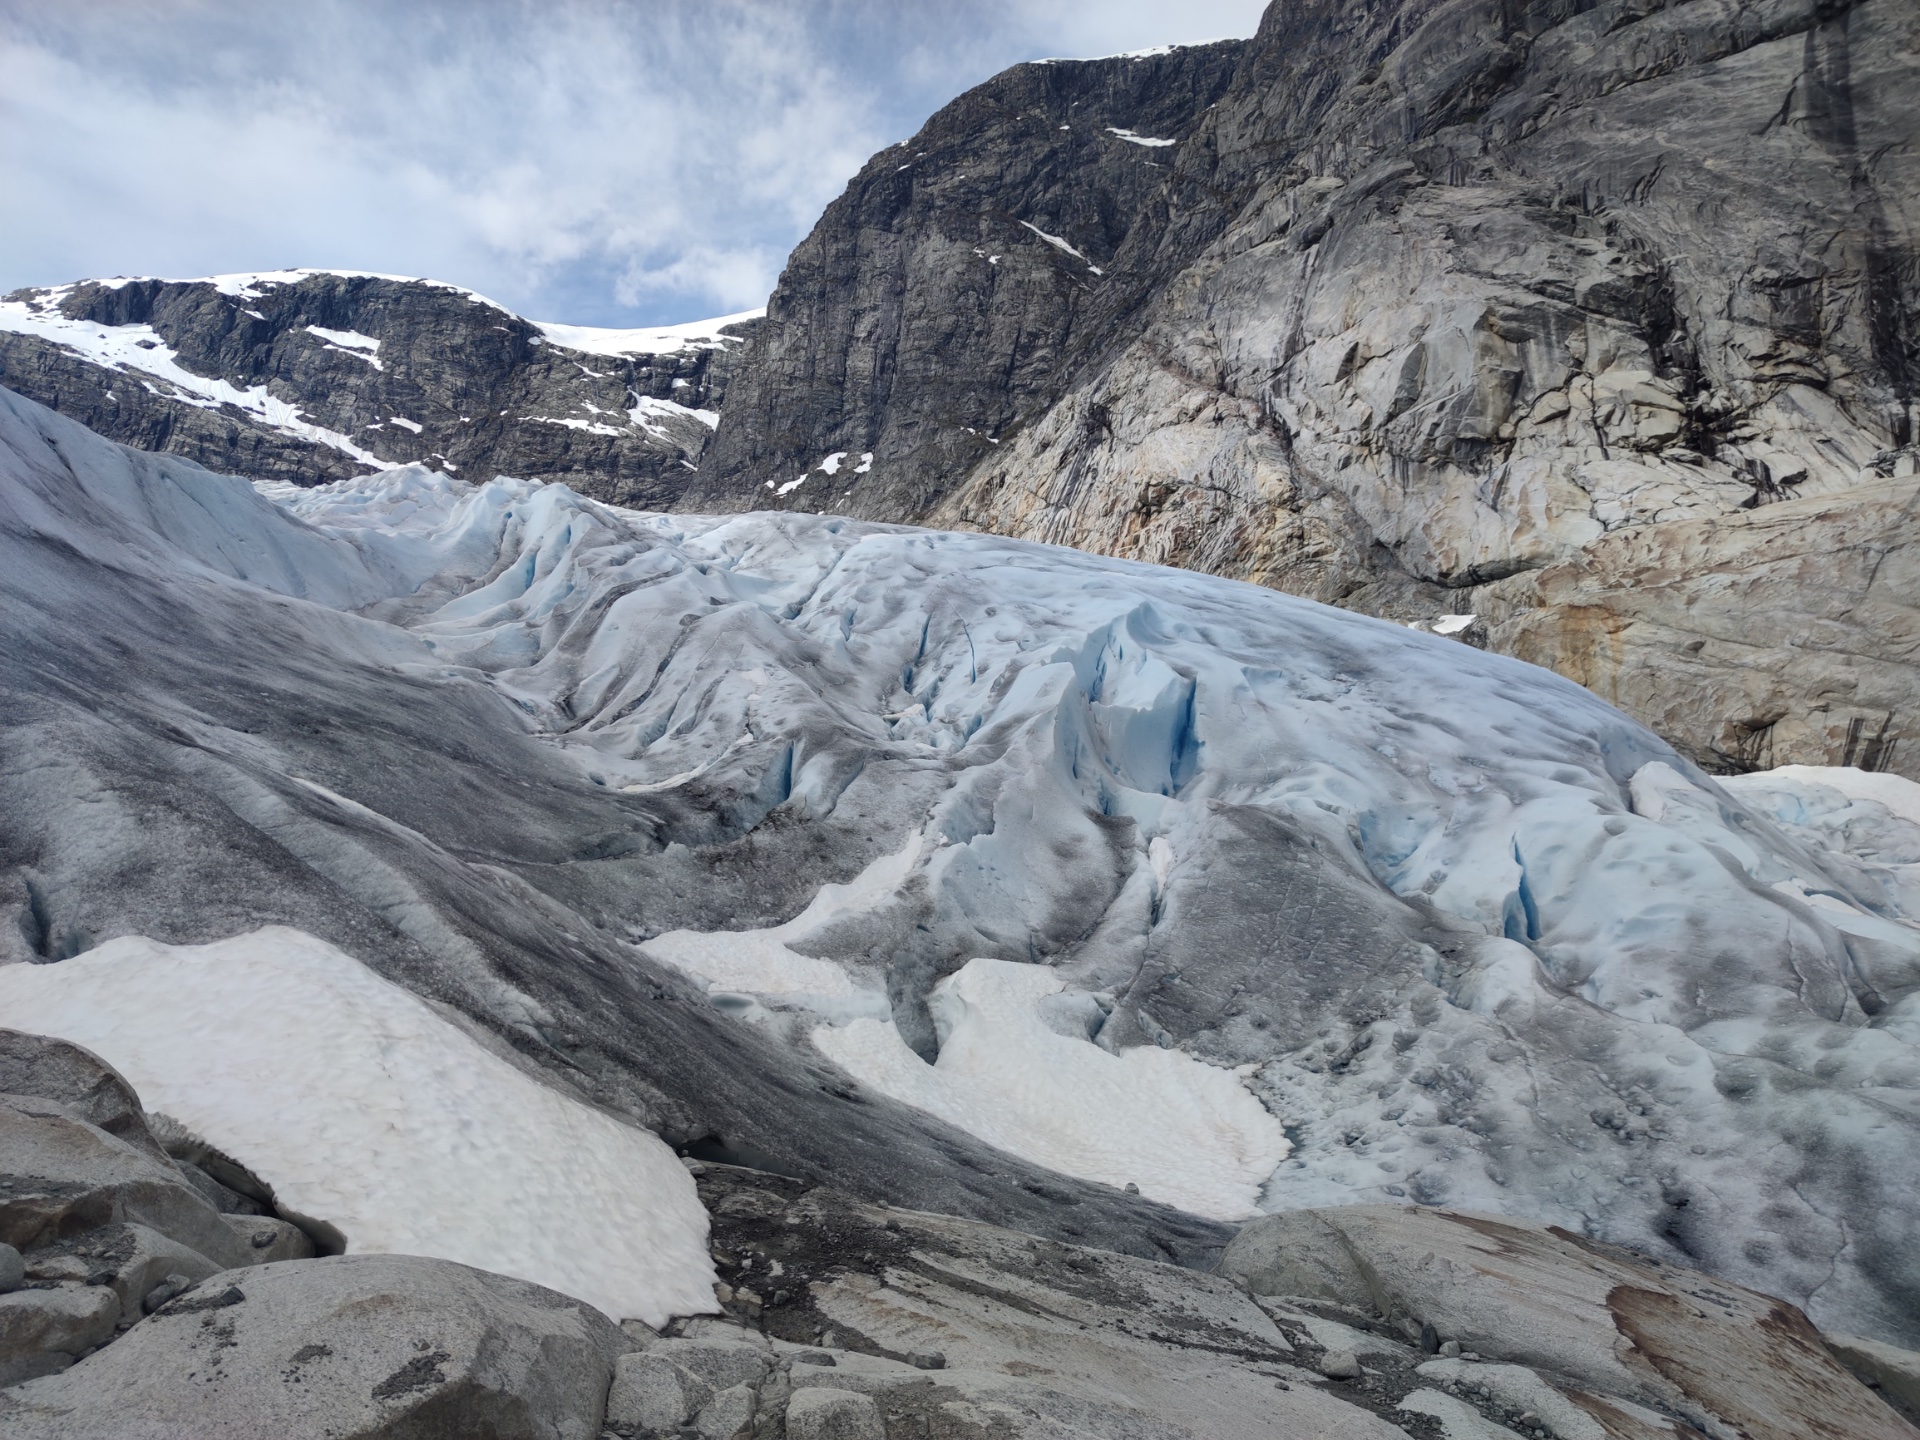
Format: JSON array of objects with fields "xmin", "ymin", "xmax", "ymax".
[{"xmin": 0, "ymin": 0, "xmax": 1267, "ymax": 325}]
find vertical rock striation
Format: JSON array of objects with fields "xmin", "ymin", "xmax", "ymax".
[
  {"xmin": 705, "ymin": 0, "xmax": 1920, "ymax": 776},
  {"xmin": 683, "ymin": 42, "xmax": 1246, "ymax": 518}
]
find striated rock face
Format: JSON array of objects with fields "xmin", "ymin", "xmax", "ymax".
[
  {"xmin": 0, "ymin": 271, "xmax": 758, "ymax": 506},
  {"xmin": 684, "ymin": 42, "xmax": 1245, "ymax": 517},
  {"xmin": 709, "ymin": 0, "xmax": 1920, "ymax": 777},
  {"xmin": 1479, "ymin": 478, "xmax": 1920, "ymax": 773},
  {"xmin": 932, "ymin": 0, "xmax": 1920, "ymax": 774}
]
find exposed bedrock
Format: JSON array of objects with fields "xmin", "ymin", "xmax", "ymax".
[
  {"xmin": 705, "ymin": 0, "xmax": 1920, "ymax": 776},
  {"xmin": 684, "ymin": 41, "xmax": 1246, "ymax": 519}
]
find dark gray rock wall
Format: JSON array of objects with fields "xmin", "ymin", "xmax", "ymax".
[
  {"xmin": 683, "ymin": 42, "xmax": 1246, "ymax": 515},
  {"xmin": 0, "ymin": 272, "xmax": 758, "ymax": 507}
]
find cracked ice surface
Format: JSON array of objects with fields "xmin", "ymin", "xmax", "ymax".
[{"xmin": 5, "ymin": 386, "xmax": 1920, "ymax": 1343}]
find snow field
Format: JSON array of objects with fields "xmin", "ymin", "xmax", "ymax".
[
  {"xmin": 0, "ymin": 928, "xmax": 717, "ymax": 1326},
  {"xmin": 814, "ymin": 958, "xmax": 1289, "ymax": 1221}
]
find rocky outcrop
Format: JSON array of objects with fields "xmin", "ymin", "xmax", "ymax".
[
  {"xmin": 1221, "ymin": 1204, "xmax": 1920, "ymax": 1440},
  {"xmin": 932, "ymin": 0, "xmax": 1920, "ymax": 775},
  {"xmin": 684, "ymin": 42, "xmax": 1246, "ymax": 517},
  {"xmin": 0, "ymin": 1028, "xmax": 314, "ymax": 1387},
  {"xmin": 0, "ymin": 1254, "xmax": 635, "ymax": 1439},
  {"xmin": 0, "ymin": 272, "xmax": 758, "ymax": 507},
  {"xmin": 648, "ymin": 1162, "xmax": 1920, "ymax": 1440}
]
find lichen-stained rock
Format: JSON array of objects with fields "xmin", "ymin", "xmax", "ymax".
[
  {"xmin": 1477, "ymin": 477, "xmax": 1920, "ymax": 775},
  {"xmin": 0, "ymin": 1254, "xmax": 635, "ymax": 1440},
  {"xmin": 1220, "ymin": 1205, "xmax": 1920, "ymax": 1440}
]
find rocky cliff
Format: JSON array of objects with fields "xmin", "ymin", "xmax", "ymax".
[
  {"xmin": 681, "ymin": 41, "xmax": 1246, "ymax": 517},
  {"xmin": 0, "ymin": 271, "xmax": 759, "ymax": 507},
  {"xmin": 707, "ymin": 0, "xmax": 1920, "ymax": 778}
]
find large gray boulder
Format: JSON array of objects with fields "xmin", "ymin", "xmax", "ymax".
[
  {"xmin": 0, "ymin": 1254, "xmax": 635, "ymax": 1440},
  {"xmin": 1220, "ymin": 1205, "xmax": 1918, "ymax": 1440},
  {"xmin": 0, "ymin": 1095, "xmax": 250, "ymax": 1269},
  {"xmin": 0, "ymin": 1030, "xmax": 167, "ymax": 1163},
  {"xmin": 0, "ymin": 1287, "xmax": 118, "ymax": 1386}
]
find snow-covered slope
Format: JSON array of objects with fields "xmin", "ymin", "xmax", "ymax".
[
  {"xmin": 0, "ymin": 927, "xmax": 715, "ymax": 1325},
  {"xmin": 0, "ymin": 271, "xmax": 759, "ymax": 507},
  {"xmin": 4, "ymin": 383, "xmax": 1920, "ymax": 1344}
]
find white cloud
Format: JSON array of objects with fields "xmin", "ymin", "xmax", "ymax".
[{"xmin": 0, "ymin": 0, "xmax": 1266, "ymax": 325}]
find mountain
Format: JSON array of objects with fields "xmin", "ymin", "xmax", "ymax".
[
  {"xmin": 6, "ymin": 382, "xmax": 1920, "ymax": 1356},
  {"xmin": 699, "ymin": 0, "xmax": 1920, "ymax": 781},
  {"xmin": 7, "ymin": 5, "xmax": 1914, "ymax": 787},
  {"xmin": 0, "ymin": 269, "xmax": 759, "ymax": 507}
]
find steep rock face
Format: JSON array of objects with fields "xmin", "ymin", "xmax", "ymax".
[
  {"xmin": 932, "ymin": 0, "xmax": 1920, "ymax": 774},
  {"xmin": 0, "ymin": 271, "xmax": 758, "ymax": 506},
  {"xmin": 705, "ymin": 0, "xmax": 1918, "ymax": 776},
  {"xmin": 684, "ymin": 42, "xmax": 1245, "ymax": 516}
]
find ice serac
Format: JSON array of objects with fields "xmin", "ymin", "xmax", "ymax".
[
  {"xmin": 0, "ymin": 271, "xmax": 759, "ymax": 506},
  {"xmin": 700, "ymin": 0, "xmax": 1920, "ymax": 779},
  {"xmin": 5, "ymin": 383, "xmax": 1920, "ymax": 1346}
]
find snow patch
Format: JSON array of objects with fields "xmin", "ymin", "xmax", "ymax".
[
  {"xmin": 536, "ymin": 308, "xmax": 764, "ymax": 357},
  {"xmin": 1018, "ymin": 221, "xmax": 1103, "ymax": 274},
  {"xmin": 0, "ymin": 926, "xmax": 716, "ymax": 1326},
  {"xmin": 643, "ymin": 836, "xmax": 918, "ymax": 1017},
  {"xmin": 305, "ymin": 326, "xmax": 383, "ymax": 368},
  {"xmin": 629, "ymin": 394, "xmax": 719, "ymax": 436},
  {"xmin": 813, "ymin": 958, "xmax": 1288, "ymax": 1221},
  {"xmin": 1107, "ymin": 127, "xmax": 1177, "ymax": 147}
]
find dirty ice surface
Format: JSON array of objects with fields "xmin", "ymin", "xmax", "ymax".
[{"xmin": 0, "ymin": 927, "xmax": 716, "ymax": 1326}]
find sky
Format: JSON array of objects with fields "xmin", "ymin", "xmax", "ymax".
[{"xmin": 0, "ymin": 1, "xmax": 1267, "ymax": 328}]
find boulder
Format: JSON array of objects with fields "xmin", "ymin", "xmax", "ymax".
[
  {"xmin": 646, "ymin": 1335, "xmax": 771, "ymax": 1393},
  {"xmin": 0, "ymin": 1094, "xmax": 250, "ymax": 1268},
  {"xmin": 0, "ymin": 1285, "xmax": 118, "ymax": 1385},
  {"xmin": 606, "ymin": 1349, "xmax": 710, "ymax": 1435},
  {"xmin": 1221, "ymin": 1205, "xmax": 1917, "ymax": 1440},
  {"xmin": 23, "ymin": 1221, "xmax": 223, "ymax": 1324},
  {"xmin": 0, "ymin": 1029, "xmax": 167, "ymax": 1162},
  {"xmin": 0, "ymin": 1253, "xmax": 634, "ymax": 1439},
  {"xmin": 784, "ymin": 1386, "xmax": 885, "ymax": 1440},
  {"xmin": 692, "ymin": 1382, "xmax": 756, "ymax": 1438},
  {"xmin": 217, "ymin": 1213, "xmax": 314, "ymax": 1264}
]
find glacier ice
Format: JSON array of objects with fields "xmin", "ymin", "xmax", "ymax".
[{"xmin": 3, "ymin": 382, "xmax": 1919, "ymax": 1342}]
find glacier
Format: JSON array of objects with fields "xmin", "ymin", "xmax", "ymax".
[{"xmin": 2, "ymin": 382, "xmax": 1918, "ymax": 1342}]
